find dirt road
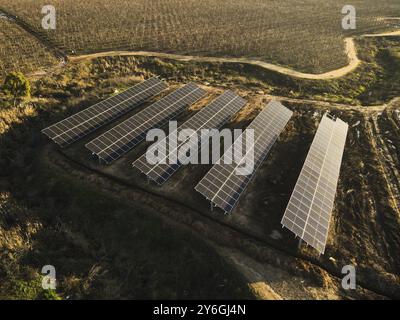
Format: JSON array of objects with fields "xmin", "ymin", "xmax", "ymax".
[
  {"xmin": 69, "ymin": 37, "xmax": 359, "ymax": 80},
  {"xmin": 69, "ymin": 30, "xmax": 399, "ymax": 80}
]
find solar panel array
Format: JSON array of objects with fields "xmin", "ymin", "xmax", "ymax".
[
  {"xmin": 132, "ymin": 90, "xmax": 247, "ymax": 184},
  {"xmin": 42, "ymin": 77, "xmax": 167, "ymax": 147},
  {"xmin": 85, "ymin": 83, "xmax": 206, "ymax": 163},
  {"xmin": 281, "ymin": 114, "xmax": 348, "ymax": 254},
  {"xmin": 195, "ymin": 101, "xmax": 293, "ymax": 213}
]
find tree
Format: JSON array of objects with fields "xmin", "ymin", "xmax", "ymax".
[{"xmin": 2, "ymin": 72, "xmax": 31, "ymax": 106}]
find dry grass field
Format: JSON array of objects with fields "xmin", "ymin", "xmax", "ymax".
[{"xmin": 0, "ymin": 0, "xmax": 399, "ymax": 75}]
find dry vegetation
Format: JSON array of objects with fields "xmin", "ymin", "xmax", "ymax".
[{"xmin": 1, "ymin": 0, "xmax": 399, "ymax": 74}]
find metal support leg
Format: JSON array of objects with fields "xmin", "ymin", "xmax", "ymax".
[{"xmin": 298, "ymin": 239, "xmax": 302, "ymax": 250}]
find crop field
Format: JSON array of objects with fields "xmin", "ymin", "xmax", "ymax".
[
  {"xmin": 0, "ymin": 15, "xmax": 58, "ymax": 78},
  {"xmin": 0, "ymin": 0, "xmax": 399, "ymax": 74}
]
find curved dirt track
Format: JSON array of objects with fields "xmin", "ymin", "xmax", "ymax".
[
  {"xmin": 363, "ymin": 30, "xmax": 400, "ymax": 37},
  {"xmin": 70, "ymin": 37, "xmax": 359, "ymax": 80},
  {"xmin": 69, "ymin": 30, "xmax": 399, "ymax": 80}
]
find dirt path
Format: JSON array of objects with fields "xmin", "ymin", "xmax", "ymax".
[
  {"xmin": 68, "ymin": 30, "xmax": 399, "ymax": 80},
  {"xmin": 363, "ymin": 30, "xmax": 400, "ymax": 37},
  {"xmin": 69, "ymin": 38, "xmax": 359, "ymax": 80}
]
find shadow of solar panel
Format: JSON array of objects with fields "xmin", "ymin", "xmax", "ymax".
[
  {"xmin": 132, "ymin": 90, "xmax": 247, "ymax": 184},
  {"xmin": 195, "ymin": 101, "xmax": 293, "ymax": 213},
  {"xmin": 85, "ymin": 83, "xmax": 207, "ymax": 164},
  {"xmin": 41, "ymin": 77, "xmax": 167, "ymax": 147},
  {"xmin": 281, "ymin": 114, "xmax": 348, "ymax": 254}
]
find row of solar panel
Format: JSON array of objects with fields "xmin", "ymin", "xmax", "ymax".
[
  {"xmin": 133, "ymin": 90, "xmax": 247, "ymax": 184},
  {"xmin": 281, "ymin": 114, "xmax": 348, "ymax": 254},
  {"xmin": 42, "ymin": 77, "xmax": 168, "ymax": 147},
  {"xmin": 42, "ymin": 77, "xmax": 348, "ymax": 254}
]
